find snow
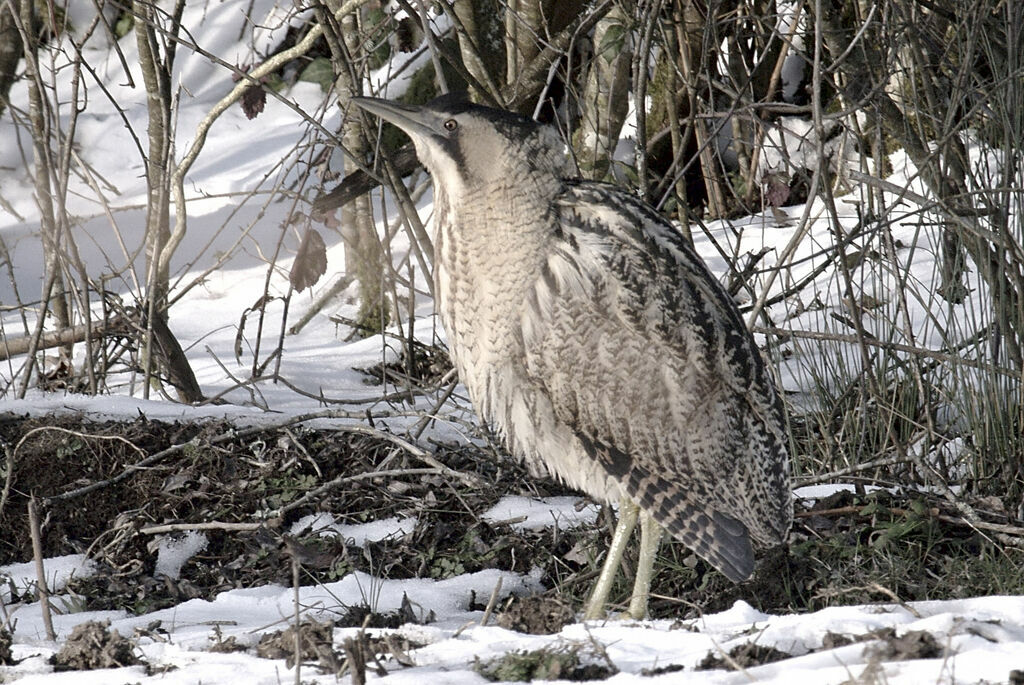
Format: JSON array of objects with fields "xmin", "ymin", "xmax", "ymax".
[
  {"xmin": 482, "ymin": 495, "xmax": 600, "ymax": 531},
  {"xmin": 793, "ymin": 483, "xmax": 887, "ymax": 502},
  {"xmin": 0, "ymin": 555, "xmax": 97, "ymax": 605},
  {"xmin": 4, "ymin": 553, "xmax": 1023, "ymax": 683},
  {"xmin": 154, "ymin": 532, "xmax": 209, "ymax": 580},
  {"xmin": 1, "ymin": 2, "xmax": 1022, "ymax": 683},
  {"xmin": 290, "ymin": 513, "xmax": 418, "ymax": 545}
]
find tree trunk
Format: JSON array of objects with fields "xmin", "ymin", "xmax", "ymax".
[
  {"xmin": 134, "ymin": 1, "xmax": 197, "ymax": 398},
  {"xmin": 678, "ymin": 0, "xmax": 726, "ymax": 217},
  {"xmin": 505, "ymin": 0, "xmax": 543, "ymax": 88},
  {"xmin": 574, "ymin": 4, "xmax": 631, "ymax": 181},
  {"xmin": 322, "ymin": 1, "xmax": 390, "ymax": 335},
  {"xmin": 450, "ymin": 0, "xmax": 503, "ymax": 102},
  {"xmin": 135, "ymin": 0, "xmax": 174, "ymax": 312},
  {"xmin": 0, "ymin": 3, "xmax": 19, "ymax": 116},
  {"xmin": 15, "ymin": 0, "xmax": 72, "ymax": 397}
]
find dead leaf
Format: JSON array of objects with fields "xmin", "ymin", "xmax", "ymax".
[
  {"xmin": 291, "ymin": 228, "xmax": 328, "ymax": 293},
  {"xmin": 764, "ymin": 174, "xmax": 791, "ymax": 207},
  {"xmin": 241, "ymin": 84, "xmax": 266, "ymax": 120}
]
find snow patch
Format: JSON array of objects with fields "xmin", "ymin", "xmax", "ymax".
[
  {"xmin": 0, "ymin": 554, "xmax": 97, "ymax": 604},
  {"xmin": 154, "ymin": 532, "xmax": 209, "ymax": 580},
  {"xmin": 289, "ymin": 513, "xmax": 417, "ymax": 545},
  {"xmin": 481, "ymin": 495, "xmax": 599, "ymax": 531},
  {"xmin": 793, "ymin": 483, "xmax": 887, "ymax": 502}
]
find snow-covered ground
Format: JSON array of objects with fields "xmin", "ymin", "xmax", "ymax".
[
  {"xmin": 1, "ymin": 1, "xmax": 1022, "ymax": 683},
  {"xmin": 3, "ymin": 516, "xmax": 1024, "ymax": 684}
]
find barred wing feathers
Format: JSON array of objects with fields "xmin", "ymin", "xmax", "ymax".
[{"xmin": 521, "ymin": 181, "xmax": 791, "ymax": 582}]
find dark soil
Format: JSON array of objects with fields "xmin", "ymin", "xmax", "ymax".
[
  {"xmin": 864, "ymin": 628, "xmax": 944, "ymax": 661},
  {"xmin": 0, "ymin": 411, "xmax": 585, "ymax": 617},
  {"xmin": 1, "ymin": 410, "xmax": 1022, "ymax": 624},
  {"xmin": 695, "ymin": 642, "xmax": 792, "ymax": 671}
]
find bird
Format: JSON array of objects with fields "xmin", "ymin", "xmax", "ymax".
[{"xmin": 351, "ymin": 94, "xmax": 792, "ymax": 620}]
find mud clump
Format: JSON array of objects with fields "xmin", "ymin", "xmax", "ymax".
[
  {"xmin": 51, "ymin": 620, "xmax": 139, "ymax": 671},
  {"xmin": 0, "ymin": 626, "xmax": 13, "ymax": 664},
  {"xmin": 256, "ymin": 620, "xmax": 339, "ymax": 670},
  {"xmin": 499, "ymin": 595, "xmax": 576, "ymax": 635},
  {"xmin": 865, "ymin": 628, "xmax": 942, "ymax": 661},
  {"xmin": 696, "ymin": 642, "xmax": 792, "ymax": 671}
]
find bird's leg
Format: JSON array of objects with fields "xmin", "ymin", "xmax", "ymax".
[
  {"xmin": 583, "ymin": 498, "xmax": 640, "ymax": 621},
  {"xmin": 626, "ymin": 510, "xmax": 663, "ymax": 620}
]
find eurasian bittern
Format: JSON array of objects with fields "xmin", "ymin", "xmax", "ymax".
[{"xmin": 352, "ymin": 95, "xmax": 792, "ymax": 619}]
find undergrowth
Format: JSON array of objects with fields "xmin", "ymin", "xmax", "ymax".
[{"xmin": 1, "ymin": 407, "xmax": 1022, "ymax": 627}]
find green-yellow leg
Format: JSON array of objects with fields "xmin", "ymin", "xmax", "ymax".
[
  {"xmin": 583, "ymin": 498, "xmax": 640, "ymax": 621},
  {"xmin": 626, "ymin": 510, "xmax": 663, "ymax": 619}
]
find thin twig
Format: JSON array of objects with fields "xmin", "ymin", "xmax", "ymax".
[
  {"xmin": 28, "ymin": 497, "xmax": 56, "ymax": 641},
  {"xmin": 794, "ymin": 454, "xmax": 915, "ymax": 486},
  {"xmin": 756, "ymin": 326, "xmax": 1019, "ymax": 379},
  {"xmin": 0, "ymin": 443, "xmax": 14, "ymax": 522},
  {"xmin": 480, "ymin": 576, "xmax": 502, "ymax": 627},
  {"xmin": 138, "ymin": 466, "xmax": 455, "ymax": 536},
  {"xmin": 867, "ymin": 582, "xmax": 922, "ymax": 619},
  {"xmin": 292, "ymin": 551, "xmax": 302, "ymax": 685},
  {"xmin": 140, "ymin": 521, "xmax": 263, "ymax": 535},
  {"xmin": 44, "ymin": 410, "xmax": 405, "ymax": 502},
  {"xmin": 160, "ymin": 0, "xmax": 375, "ymax": 280}
]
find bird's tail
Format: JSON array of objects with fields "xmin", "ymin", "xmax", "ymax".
[{"xmin": 626, "ymin": 469, "xmax": 756, "ymax": 583}]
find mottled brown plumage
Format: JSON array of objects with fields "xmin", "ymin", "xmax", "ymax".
[{"xmin": 352, "ymin": 95, "xmax": 792, "ymax": 615}]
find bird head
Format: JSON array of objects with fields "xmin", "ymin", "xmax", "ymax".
[{"xmin": 351, "ymin": 94, "xmax": 568, "ymax": 202}]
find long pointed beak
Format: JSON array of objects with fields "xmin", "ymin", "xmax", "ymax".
[{"xmin": 351, "ymin": 97, "xmax": 435, "ymax": 140}]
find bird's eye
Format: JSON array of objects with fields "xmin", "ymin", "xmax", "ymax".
[{"xmin": 443, "ymin": 119, "xmax": 458, "ymax": 131}]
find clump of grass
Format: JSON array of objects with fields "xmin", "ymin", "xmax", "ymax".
[
  {"xmin": 474, "ymin": 644, "xmax": 616, "ymax": 682},
  {"xmin": 0, "ymin": 626, "xmax": 12, "ymax": 665}
]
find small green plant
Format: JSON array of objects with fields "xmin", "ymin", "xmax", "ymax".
[
  {"xmin": 327, "ymin": 558, "xmax": 353, "ymax": 581},
  {"xmin": 264, "ymin": 473, "xmax": 317, "ymax": 508},
  {"xmin": 429, "ymin": 556, "xmax": 465, "ymax": 579},
  {"xmin": 55, "ymin": 437, "xmax": 85, "ymax": 460}
]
